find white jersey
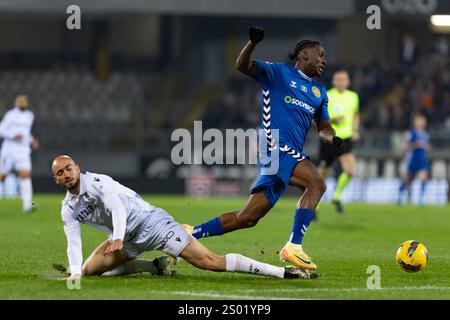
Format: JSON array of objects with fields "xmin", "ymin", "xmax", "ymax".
[
  {"xmin": 0, "ymin": 107, "xmax": 35, "ymax": 156},
  {"xmin": 61, "ymin": 172, "xmax": 156, "ymax": 275}
]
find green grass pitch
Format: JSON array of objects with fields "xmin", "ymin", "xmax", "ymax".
[{"xmin": 0, "ymin": 194, "xmax": 449, "ymax": 300}]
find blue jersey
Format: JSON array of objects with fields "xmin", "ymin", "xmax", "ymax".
[
  {"xmin": 253, "ymin": 61, "xmax": 329, "ymax": 154},
  {"xmin": 405, "ymin": 129, "xmax": 429, "ymax": 174},
  {"xmin": 406, "ymin": 129, "xmax": 429, "ymax": 160}
]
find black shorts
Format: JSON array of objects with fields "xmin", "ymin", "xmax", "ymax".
[{"xmin": 319, "ymin": 138, "xmax": 354, "ymax": 168}]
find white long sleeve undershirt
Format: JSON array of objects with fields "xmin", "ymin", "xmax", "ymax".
[
  {"xmin": 0, "ymin": 114, "xmax": 14, "ymax": 140},
  {"xmin": 103, "ymin": 193, "xmax": 127, "ymax": 241},
  {"xmin": 63, "ymin": 221, "xmax": 83, "ymax": 276}
]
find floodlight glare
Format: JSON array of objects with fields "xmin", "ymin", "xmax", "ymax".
[{"xmin": 430, "ymin": 15, "xmax": 450, "ymax": 27}]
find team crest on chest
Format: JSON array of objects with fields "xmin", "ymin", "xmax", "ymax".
[{"xmin": 312, "ymin": 86, "xmax": 321, "ymax": 98}]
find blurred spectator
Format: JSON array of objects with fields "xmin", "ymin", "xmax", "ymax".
[
  {"xmin": 203, "ymin": 77, "xmax": 259, "ymax": 129},
  {"xmin": 401, "ymin": 34, "xmax": 417, "ymax": 66},
  {"xmin": 435, "ymin": 37, "xmax": 449, "ymax": 56}
]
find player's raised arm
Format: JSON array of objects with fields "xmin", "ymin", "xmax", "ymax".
[
  {"xmin": 235, "ymin": 27, "xmax": 264, "ymax": 77},
  {"xmin": 62, "ymin": 210, "xmax": 83, "ymax": 279}
]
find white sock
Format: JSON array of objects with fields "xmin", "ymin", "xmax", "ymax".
[
  {"xmin": 19, "ymin": 178, "xmax": 32, "ymax": 212},
  {"xmin": 102, "ymin": 259, "xmax": 159, "ymax": 276},
  {"xmin": 225, "ymin": 253, "xmax": 285, "ymax": 279}
]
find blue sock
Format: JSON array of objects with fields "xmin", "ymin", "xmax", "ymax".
[
  {"xmin": 419, "ymin": 181, "xmax": 427, "ymax": 205},
  {"xmin": 192, "ymin": 217, "xmax": 225, "ymax": 239},
  {"xmin": 398, "ymin": 182, "xmax": 406, "ymax": 204},
  {"xmin": 289, "ymin": 208, "xmax": 314, "ymax": 244}
]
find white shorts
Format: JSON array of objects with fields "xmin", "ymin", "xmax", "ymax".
[
  {"xmin": 0, "ymin": 152, "xmax": 31, "ymax": 175},
  {"xmin": 116, "ymin": 207, "xmax": 191, "ymax": 259}
]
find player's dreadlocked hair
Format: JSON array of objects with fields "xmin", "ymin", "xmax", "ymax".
[{"xmin": 288, "ymin": 40, "xmax": 321, "ymax": 60}]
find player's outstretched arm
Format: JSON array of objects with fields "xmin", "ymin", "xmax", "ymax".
[
  {"xmin": 63, "ymin": 221, "xmax": 83, "ymax": 279},
  {"xmin": 235, "ymin": 27, "xmax": 264, "ymax": 78},
  {"xmin": 102, "ymin": 192, "xmax": 128, "ymax": 254}
]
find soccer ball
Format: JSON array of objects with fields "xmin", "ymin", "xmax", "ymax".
[{"xmin": 396, "ymin": 240, "xmax": 428, "ymax": 272}]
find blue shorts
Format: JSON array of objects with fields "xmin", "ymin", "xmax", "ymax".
[
  {"xmin": 407, "ymin": 159, "xmax": 428, "ymax": 176},
  {"xmin": 250, "ymin": 150, "xmax": 308, "ymax": 206}
]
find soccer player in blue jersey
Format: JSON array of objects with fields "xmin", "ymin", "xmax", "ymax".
[
  {"xmin": 182, "ymin": 27, "xmax": 344, "ymax": 270},
  {"xmin": 398, "ymin": 114, "xmax": 430, "ymax": 206}
]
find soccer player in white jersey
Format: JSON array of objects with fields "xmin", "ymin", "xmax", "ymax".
[
  {"xmin": 0, "ymin": 95, "xmax": 39, "ymax": 213},
  {"xmin": 52, "ymin": 155, "xmax": 315, "ymax": 281}
]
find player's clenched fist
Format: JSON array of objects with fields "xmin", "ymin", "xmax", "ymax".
[
  {"xmin": 332, "ymin": 136, "xmax": 345, "ymax": 152},
  {"xmin": 249, "ymin": 26, "xmax": 264, "ymax": 44}
]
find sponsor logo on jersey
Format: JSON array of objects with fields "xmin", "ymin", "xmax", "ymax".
[
  {"xmin": 290, "ymin": 80, "xmax": 297, "ymax": 88},
  {"xmin": 312, "ymin": 86, "xmax": 321, "ymax": 98},
  {"xmin": 284, "ymin": 95, "xmax": 315, "ymax": 113},
  {"xmin": 301, "ymin": 85, "xmax": 307, "ymax": 93},
  {"xmin": 75, "ymin": 192, "xmax": 97, "ymax": 221},
  {"xmin": 76, "ymin": 204, "xmax": 96, "ymax": 221}
]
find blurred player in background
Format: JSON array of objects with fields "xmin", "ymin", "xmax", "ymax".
[
  {"xmin": 53, "ymin": 155, "xmax": 313, "ymax": 281},
  {"xmin": 0, "ymin": 94, "xmax": 39, "ymax": 213},
  {"xmin": 317, "ymin": 70, "xmax": 360, "ymax": 214},
  {"xmin": 398, "ymin": 114, "xmax": 430, "ymax": 206},
  {"xmin": 183, "ymin": 27, "xmax": 345, "ymax": 271}
]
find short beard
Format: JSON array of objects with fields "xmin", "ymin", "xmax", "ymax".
[{"xmin": 67, "ymin": 179, "xmax": 80, "ymax": 194}]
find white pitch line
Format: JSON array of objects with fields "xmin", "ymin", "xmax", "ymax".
[
  {"xmin": 147, "ymin": 286, "xmax": 450, "ymax": 299},
  {"xmin": 147, "ymin": 291, "xmax": 307, "ymax": 300},
  {"xmin": 231, "ymin": 286, "xmax": 450, "ymax": 293}
]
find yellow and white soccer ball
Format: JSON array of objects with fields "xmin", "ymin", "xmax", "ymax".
[{"xmin": 396, "ymin": 240, "xmax": 428, "ymax": 272}]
